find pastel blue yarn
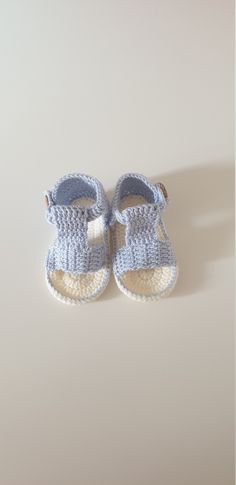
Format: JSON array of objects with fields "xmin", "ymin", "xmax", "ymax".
[
  {"xmin": 45, "ymin": 174, "xmax": 110, "ymax": 274},
  {"xmin": 111, "ymin": 173, "xmax": 176, "ymax": 277}
]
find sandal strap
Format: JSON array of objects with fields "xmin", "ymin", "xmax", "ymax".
[
  {"xmin": 46, "ymin": 205, "xmax": 89, "ymax": 241},
  {"xmin": 46, "ymin": 243, "xmax": 106, "ymax": 273},
  {"xmin": 113, "ymin": 240, "xmax": 176, "ymax": 277},
  {"xmin": 120, "ymin": 204, "xmax": 161, "ymax": 245},
  {"xmin": 113, "ymin": 204, "xmax": 176, "ymax": 276},
  {"xmin": 46, "ymin": 205, "xmax": 106, "ymax": 273},
  {"xmin": 46, "ymin": 197, "xmax": 104, "ymax": 223}
]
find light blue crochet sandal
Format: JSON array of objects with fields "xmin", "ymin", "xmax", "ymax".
[
  {"xmin": 111, "ymin": 173, "xmax": 178, "ymax": 301},
  {"xmin": 45, "ymin": 174, "xmax": 110, "ymax": 304}
]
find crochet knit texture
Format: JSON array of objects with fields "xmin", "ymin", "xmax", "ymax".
[
  {"xmin": 45, "ymin": 173, "xmax": 110, "ymax": 304},
  {"xmin": 111, "ymin": 173, "xmax": 178, "ymax": 301}
]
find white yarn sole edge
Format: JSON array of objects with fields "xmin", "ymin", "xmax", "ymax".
[
  {"xmin": 114, "ymin": 265, "xmax": 179, "ymax": 302},
  {"xmin": 46, "ymin": 266, "xmax": 111, "ymax": 305}
]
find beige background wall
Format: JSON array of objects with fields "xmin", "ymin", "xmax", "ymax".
[{"xmin": 0, "ymin": 1, "xmax": 234, "ymax": 484}]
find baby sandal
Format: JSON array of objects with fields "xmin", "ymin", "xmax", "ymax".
[
  {"xmin": 45, "ymin": 173, "xmax": 110, "ymax": 304},
  {"xmin": 111, "ymin": 173, "xmax": 178, "ymax": 301}
]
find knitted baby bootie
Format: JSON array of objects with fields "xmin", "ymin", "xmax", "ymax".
[
  {"xmin": 45, "ymin": 174, "xmax": 110, "ymax": 304},
  {"xmin": 111, "ymin": 173, "xmax": 178, "ymax": 301}
]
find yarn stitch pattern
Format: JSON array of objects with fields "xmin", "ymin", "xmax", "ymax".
[
  {"xmin": 111, "ymin": 173, "xmax": 178, "ymax": 301},
  {"xmin": 45, "ymin": 173, "xmax": 110, "ymax": 304}
]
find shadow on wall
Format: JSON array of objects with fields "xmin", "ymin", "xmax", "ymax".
[
  {"xmin": 151, "ymin": 162, "xmax": 234, "ymax": 297},
  {"xmin": 101, "ymin": 162, "xmax": 234, "ymax": 301}
]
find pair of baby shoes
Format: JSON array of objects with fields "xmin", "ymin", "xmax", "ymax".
[{"xmin": 44, "ymin": 173, "xmax": 178, "ymax": 304}]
